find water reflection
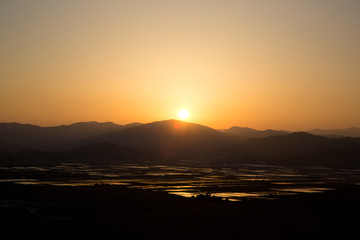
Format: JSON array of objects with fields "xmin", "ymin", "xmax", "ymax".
[
  {"xmin": 1, "ymin": 163, "xmax": 357, "ymax": 201},
  {"xmin": 166, "ymin": 191, "xmax": 196, "ymax": 198},
  {"xmin": 274, "ymin": 187, "xmax": 334, "ymax": 193},
  {"xmin": 212, "ymin": 192, "xmax": 266, "ymax": 198},
  {"xmin": 0, "ymin": 179, "xmax": 38, "ymax": 183}
]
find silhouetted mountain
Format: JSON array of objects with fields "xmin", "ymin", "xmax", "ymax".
[
  {"xmin": 0, "ymin": 121, "xmax": 124, "ymax": 149},
  {"xmin": 307, "ymin": 145, "xmax": 360, "ymax": 168},
  {"xmin": 0, "ymin": 120, "xmax": 235, "ymax": 157},
  {"xmin": 63, "ymin": 142, "xmax": 165, "ymax": 162},
  {"xmin": 122, "ymin": 122, "xmax": 143, "ymax": 129},
  {"xmin": 0, "ymin": 142, "xmax": 165, "ymax": 165},
  {"xmin": 243, "ymin": 132, "xmax": 333, "ymax": 155},
  {"xmin": 220, "ymin": 132, "xmax": 360, "ymax": 167},
  {"xmin": 1, "ymin": 120, "xmax": 360, "ymax": 167},
  {"xmin": 308, "ymin": 127, "xmax": 360, "ymax": 138},
  {"xmin": 221, "ymin": 126, "xmax": 288, "ymax": 140},
  {"xmin": 76, "ymin": 120, "xmax": 234, "ymax": 157}
]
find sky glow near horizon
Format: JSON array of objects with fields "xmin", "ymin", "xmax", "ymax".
[{"xmin": 0, "ymin": 0, "xmax": 359, "ymax": 130}]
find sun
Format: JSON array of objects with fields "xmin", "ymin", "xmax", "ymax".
[{"xmin": 178, "ymin": 109, "xmax": 189, "ymax": 120}]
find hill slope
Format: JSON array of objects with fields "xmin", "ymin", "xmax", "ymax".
[
  {"xmin": 220, "ymin": 132, "xmax": 360, "ymax": 167},
  {"xmin": 308, "ymin": 127, "xmax": 360, "ymax": 138},
  {"xmin": 0, "ymin": 122, "xmax": 124, "ymax": 149},
  {"xmin": 222, "ymin": 126, "xmax": 288, "ymax": 140},
  {"xmin": 76, "ymin": 119, "xmax": 234, "ymax": 157}
]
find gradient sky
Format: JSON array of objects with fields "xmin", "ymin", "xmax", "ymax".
[{"xmin": 1, "ymin": 0, "xmax": 359, "ymax": 130}]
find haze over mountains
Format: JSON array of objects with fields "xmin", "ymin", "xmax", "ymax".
[
  {"xmin": 72, "ymin": 120, "xmax": 233, "ymax": 157},
  {"xmin": 221, "ymin": 126, "xmax": 289, "ymax": 140},
  {"xmin": 307, "ymin": 127, "xmax": 360, "ymax": 138},
  {"xmin": 0, "ymin": 120, "xmax": 284, "ymax": 151},
  {"xmin": 0, "ymin": 121, "xmax": 132, "ymax": 150},
  {"xmin": 220, "ymin": 132, "xmax": 360, "ymax": 167},
  {"xmin": 0, "ymin": 120, "xmax": 360, "ymax": 168}
]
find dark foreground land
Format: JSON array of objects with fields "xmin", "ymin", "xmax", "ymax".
[{"xmin": 1, "ymin": 182, "xmax": 360, "ymax": 240}]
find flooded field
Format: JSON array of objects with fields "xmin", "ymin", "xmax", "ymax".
[{"xmin": 1, "ymin": 163, "xmax": 360, "ymax": 201}]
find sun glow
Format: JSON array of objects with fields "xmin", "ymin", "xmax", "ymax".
[{"xmin": 178, "ymin": 109, "xmax": 189, "ymax": 120}]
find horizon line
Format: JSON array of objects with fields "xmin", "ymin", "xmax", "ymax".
[{"xmin": 0, "ymin": 119, "xmax": 359, "ymax": 132}]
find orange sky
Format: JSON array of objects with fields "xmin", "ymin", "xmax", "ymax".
[{"xmin": 1, "ymin": 0, "xmax": 360, "ymax": 130}]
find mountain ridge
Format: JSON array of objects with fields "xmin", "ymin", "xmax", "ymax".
[
  {"xmin": 307, "ymin": 127, "xmax": 360, "ymax": 138},
  {"xmin": 74, "ymin": 119, "xmax": 234, "ymax": 157},
  {"xmin": 1, "ymin": 120, "xmax": 360, "ymax": 168},
  {"xmin": 221, "ymin": 126, "xmax": 288, "ymax": 140},
  {"xmin": 0, "ymin": 121, "xmax": 124, "ymax": 148}
]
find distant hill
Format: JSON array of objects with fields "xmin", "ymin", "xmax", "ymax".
[
  {"xmin": 0, "ymin": 121, "xmax": 124, "ymax": 149},
  {"xmin": 308, "ymin": 127, "xmax": 360, "ymax": 138},
  {"xmin": 221, "ymin": 126, "xmax": 288, "ymax": 140},
  {"xmin": 1, "ymin": 120, "xmax": 360, "ymax": 168},
  {"xmin": 63, "ymin": 142, "xmax": 165, "ymax": 163},
  {"xmin": 0, "ymin": 120, "xmax": 235, "ymax": 156},
  {"xmin": 75, "ymin": 119, "xmax": 234, "ymax": 157},
  {"xmin": 219, "ymin": 132, "xmax": 360, "ymax": 167},
  {"xmin": 0, "ymin": 142, "xmax": 165, "ymax": 165},
  {"xmin": 241, "ymin": 132, "xmax": 334, "ymax": 155}
]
